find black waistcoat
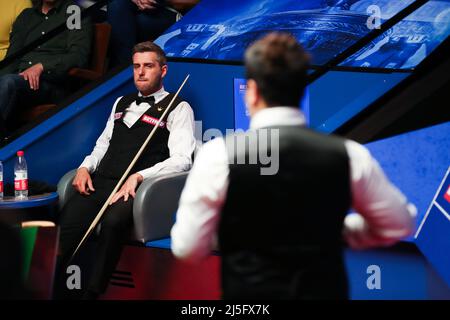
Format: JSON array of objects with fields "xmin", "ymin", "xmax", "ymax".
[
  {"xmin": 219, "ymin": 125, "xmax": 352, "ymax": 299},
  {"xmin": 96, "ymin": 93, "xmax": 182, "ymax": 180}
]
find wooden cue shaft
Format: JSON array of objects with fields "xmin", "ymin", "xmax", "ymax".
[{"xmin": 70, "ymin": 74, "xmax": 190, "ymax": 261}]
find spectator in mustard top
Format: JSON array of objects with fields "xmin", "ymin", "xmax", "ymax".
[
  {"xmin": 0, "ymin": 0, "xmax": 32, "ymax": 61},
  {"xmin": 0, "ymin": 0, "xmax": 92, "ymax": 137}
]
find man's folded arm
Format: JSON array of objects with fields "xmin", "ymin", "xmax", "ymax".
[{"xmin": 344, "ymin": 140, "xmax": 417, "ymax": 249}]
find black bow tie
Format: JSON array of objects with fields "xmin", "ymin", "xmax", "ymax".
[{"xmin": 136, "ymin": 95, "xmax": 155, "ymax": 106}]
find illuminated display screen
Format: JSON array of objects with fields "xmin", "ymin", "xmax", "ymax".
[
  {"xmin": 341, "ymin": 0, "xmax": 450, "ymax": 69},
  {"xmin": 156, "ymin": 0, "xmax": 450, "ymax": 69}
]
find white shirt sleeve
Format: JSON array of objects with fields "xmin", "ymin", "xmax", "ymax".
[
  {"xmin": 343, "ymin": 140, "xmax": 417, "ymax": 250},
  {"xmin": 171, "ymin": 137, "xmax": 229, "ymax": 263},
  {"xmin": 78, "ymin": 97, "xmax": 121, "ymax": 173},
  {"xmin": 137, "ymin": 101, "xmax": 196, "ymax": 180}
]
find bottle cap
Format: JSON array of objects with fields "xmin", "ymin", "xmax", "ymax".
[{"xmin": 17, "ymin": 150, "xmax": 24, "ymax": 157}]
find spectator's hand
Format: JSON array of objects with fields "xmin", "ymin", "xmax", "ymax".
[
  {"xmin": 131, "ymin": 0, "xmax": 141, "ymax": 9},
  {"xmin": 142, "ymin": 0, "xmax": 158, "ymax": 9},
  {"xmin": 72, "ymin": 167, "xmax": 95, "ymax": 195},
  {"xmin": 19, "ymin": 63, "xmax": 44, "ymax": 91},
  {"xmin": 133, "ymin": 0, "xmax": 157, "ymax": 11},
  {"xmin": 110, "ymin": 173, "xmax": 143, "ymax": 204}
]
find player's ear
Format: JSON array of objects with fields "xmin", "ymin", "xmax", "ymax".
[{"xmin": 161, "ymin": 64, "xmax": 168, "ymax": 79}]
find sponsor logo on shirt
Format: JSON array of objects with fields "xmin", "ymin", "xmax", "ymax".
[
  {"xmin": 141, "ymin": 115, "xmax": 166, "ymax": 128},
  {"xmin": 444, "ymin": 185, "xmax": 450, "ymax": 204},
  {"xmin": 114, "ymin": 112, "xmax": 123, "ymax": 120}
]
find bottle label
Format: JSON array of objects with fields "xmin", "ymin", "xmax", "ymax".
[{"xmin": 14, "ymin": 171, "xmax": 28, "ymax": 191}]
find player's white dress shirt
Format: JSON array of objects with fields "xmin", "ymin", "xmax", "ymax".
[
  {"xmin": 79, "ymin": 87, "xmax": 196, "ymax": 180},
  {"xmin": 171, "ymin": 107, "xmax": 417, "ymax": 262}
]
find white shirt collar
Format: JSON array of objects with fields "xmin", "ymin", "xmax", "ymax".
[
  {"xmin": 138, "ymin": 86, "xmax": 168, "ymax": 104},
  {"xmin": 249, "ymin": 107, "xmax": 306, "ymax": 130}
]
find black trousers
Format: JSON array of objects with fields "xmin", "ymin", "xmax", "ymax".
[
  {"xmin": 107, "ymin": 0, "xmax": 177, "ymax": 66},
  {"xmin": 57, "ymin": 174, "xmax": 134, "ymax": 296}
]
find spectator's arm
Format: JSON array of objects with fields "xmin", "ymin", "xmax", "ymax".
[
  {"xmin": 40, "ymin": 16, "xmax": 93, "ymax": 76},
  {"xmin": 0, "ymin": 10, "xmax": 30, "ymax": 75}
]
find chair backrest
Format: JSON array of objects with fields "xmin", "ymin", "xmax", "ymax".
[
  {"xmin": 90, "ymin": 23, "xmax": 112, "ymax": 75},
  {"xmin": 57, "ymin": 169, "xmax": 77, "ymax": 210}
]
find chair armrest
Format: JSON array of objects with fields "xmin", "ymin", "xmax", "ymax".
[
  {"xmin": 167, "ymin": 0, "xmax": 199, "ymax": 14},
  {"xmin": 68, "ymin": 68, "xmax": 102, "ymax": 81},
  {"xmin": 57, "ymin": 169, "xmax": 77, "ymax": 210},
  {"xmin": 132, "ymin": 172, "xmax": 189, "ymax": 243},
  {"xmin": 21, "ymin": 104, "xmax": 58, "ymax": 122}
]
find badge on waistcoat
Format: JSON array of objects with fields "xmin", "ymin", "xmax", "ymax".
[{"xmin": 141, "ymin": 115, "xmax": 166, "ymax": 128}]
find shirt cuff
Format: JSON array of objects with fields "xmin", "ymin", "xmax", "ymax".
[
  {"xmin": 79, "ymin": 159, "xmax": 95, "ymax": 173},
  {"xmin": 40, "ymin": 59, "xmax": 59, "ymax": 73},
  {"xmin": 137, "ymin": 167, "xmax": 156, "ymax": 180}
]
